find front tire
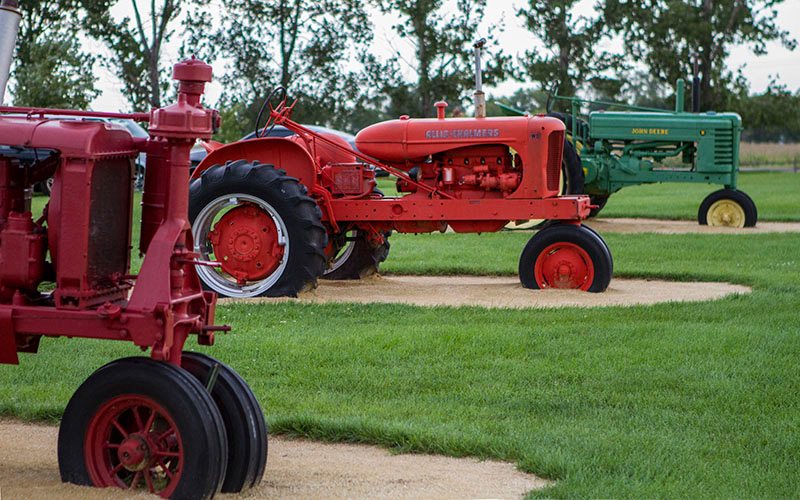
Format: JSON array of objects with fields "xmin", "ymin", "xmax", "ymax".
[
  {"xmin": 698, "ymin": 189, "xmax": 757, "ymax": 228},
  {"xmin": 181, "ymin": 352, "xmax": 268, "ymax": 493},
  {"xmin": 58, "ymin": 358, "xmax": 228, "ymax": 499},
  {"xmin": 189, "ymin": 160, "xmax": 328, "ymax": 298},
  {"xmin": 519, "ymin": 223, "xmax": 612, "ymax": 293}
]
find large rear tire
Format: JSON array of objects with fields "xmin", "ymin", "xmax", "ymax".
[
  {"xmin": 181, "ymin": 352, "xmax": 268, "ymax": 493},
  {"xmin": 189, "ymin": 160, "xmax": 328, "ymax": 298},
  {"xmin": 519, "ymin": 223, "xmax": 612, "ymax": 293},
  {"xmin": 58, "ymin": 358, "xmax": 228, "ymax": 499}
]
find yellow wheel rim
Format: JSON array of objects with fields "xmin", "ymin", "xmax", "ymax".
[{"xmin": 707, "ymin": 199, "xmax": 746, "ymax": 228}]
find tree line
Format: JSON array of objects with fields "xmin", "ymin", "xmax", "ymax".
[{"xmin": 8, "ymin": 0, "xmax": 799, "ymax": 142}]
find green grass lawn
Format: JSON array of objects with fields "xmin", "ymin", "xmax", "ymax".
[
  {"xmin": 1, "ymin": 227, "xmax": 798, "ymax": 497},
  {"xmin": 378, "ymin": 171, "xmax": 800, "ymax": 222}
]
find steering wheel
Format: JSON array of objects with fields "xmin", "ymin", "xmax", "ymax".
[
  {"xmin": 254, "ymin": 86, "xmax": 288, "ymax": 138},
  {"xmin": 546, "ymin": 81, "xmax": 560, "ymax": 114}
]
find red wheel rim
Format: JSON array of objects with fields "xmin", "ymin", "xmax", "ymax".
[
  {"xmin": 209, "ymin": 203, "xmax": 284, "ymax": 283},
  {"xmin": 84, "ymin": 395, "xmax": 184, "ymax": 497},
  {"xmin": 533, "ymin": 241, "xmax": 594, "ymax": 290}
]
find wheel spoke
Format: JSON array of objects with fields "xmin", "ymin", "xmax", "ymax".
[
  {"xmin": 144, "ymin": 469, "xmax": 155, "ymax": 493},
  {"xmin": 111, "ymin": 417, "xmax": 129, "ymax": 438},
  {"xmin": 132, "ymin": 406, "xmax": 144, "ymax": 432},
  {"xmin": 110, "ymin": 462, "xmax": 126, "ymax": 476},
  {"xmin": 157, "ymin": 458, "xmax": 175, "ymax": 480},
  {"xmin": 128, "ymin": 471, "xmax": 141, "ymax": 490},
  {"xmin": 144, "ymin": 407, "xmax": 157, "ymax": 433}
]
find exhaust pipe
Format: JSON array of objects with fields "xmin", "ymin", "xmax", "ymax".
[
  {"xmin": 473, "ymin": 38, "xmax": 486, "ymax": 118},
  {"xmin": 0, "ymin": 0, "xmax": 21, "ymax": 105}
]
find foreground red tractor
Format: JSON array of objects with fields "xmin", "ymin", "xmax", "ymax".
[
  {"xmin": 0, "ymin": 9, "xmax": 267, "ymax": 492},
  {"xmin": 190, "ymin": 44, "xmax": 614, "ymax": 298}
]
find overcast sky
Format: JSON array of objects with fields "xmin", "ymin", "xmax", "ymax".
[{"xmin": 91, "ymin": 0, "xmax": 800, "ymax": 112}]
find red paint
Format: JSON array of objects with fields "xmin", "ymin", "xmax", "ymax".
[
  {"xmin": 84, "ymin": 394, "xmax": 184, "ymax": 497},
  {"xmin": 533, "ymin": 242, "xmax": 594, "ymax": 290},
  {"xmin": 210, "ymin": 204, "xmax": 284, "ymax": 282},
  {"xmin": 0, "ymin": 58, "xmax": 220, "ymax": 366}
]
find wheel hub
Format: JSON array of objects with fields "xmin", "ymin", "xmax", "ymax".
[
  {"xmin": 534, "ymin": 242, "xmax": 594, "ymax": 290},
  {"xmin": 707, "ymin": 199, "xmax": 745, "ymax": 228},
  {"xmin": 118, "ymin": 434, "xmax": 150, "ymax": 471},
  {"xmin": 209, "ymin": 204, "xmax": 284, "ymax": 282}
]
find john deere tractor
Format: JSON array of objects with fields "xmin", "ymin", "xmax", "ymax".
[{"xmin": 502, "ymin": 80, "xmax": 757, "ymax": 228}]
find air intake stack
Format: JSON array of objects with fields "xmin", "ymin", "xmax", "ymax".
[
  {"xmin": 473, "ymin": 38, "xmax": 486, "ymax": 118},
  {"xmin": 0, "ymin": 0, "xmax": 21, "ymax": 105}
]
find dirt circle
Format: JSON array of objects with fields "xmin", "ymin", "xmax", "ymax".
[
  {"xmin": 221, "ymin": 275, "xmax": 751, "ymax": 309},
  {"xmin": 585, "ymin": 218, "xmax": 800, "ymax": 234},
  {"xmin": 0, "ymin": 420, "xmax": 547, "ymax": 499}
]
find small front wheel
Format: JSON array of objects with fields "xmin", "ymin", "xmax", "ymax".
[
  {"xmin": 519, "ymin": 223, "xmax": 612, "ymax": 293},
  {"xmin": 698, "ymin": 189, "xmax": 757, "ymax": 228},
  {"xmin": 58, "ymin": 357, "xmax": 228, "ymax": 499}
]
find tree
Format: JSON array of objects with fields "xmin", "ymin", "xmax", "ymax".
[
  {"xmin": 605, "ymin": 0, "xmax": 797, "ymax": 111},
  {"xmin": 9, "ymin": 0, "xmax": 102, "ymax": 108},
  {"xmin": 517, "ymin": 0, "xmax": 622, "ymax": 102},
  {"xmin": 373, "ymin": 0, "xmax": 511, "ymax": 118},
  {"xmin": 85, "ymin": 1, "xmax": 186, "ymax": 111},
  {"xmin": 183, "ymin": 0, "xmax": 373, "ymax": 134},
  {"xmin": 733, "ymin": 81, "xmax": 800, "ymax": 142}
]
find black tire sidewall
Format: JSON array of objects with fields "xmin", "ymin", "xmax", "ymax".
[
  {"xmin": 698, "ymin": 189, "xmax": 758, "ymax": 227},
  {"xmin": 58, "ymin": 357, "xmax": 227, "ymax": 499},
  {"xmin": 181, "ymin": 352, "xmax": 268, "ymax": 492},
  {"xmin": 519, "ymin": 223, "xmax": 612, "ymax": 293}
]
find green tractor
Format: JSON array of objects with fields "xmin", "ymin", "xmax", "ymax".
[{"xmin": 500, "ymin": 80, "xmax": 757, "ymax": 228}]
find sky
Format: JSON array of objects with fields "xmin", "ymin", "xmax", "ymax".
[{"xmin": 91, "ymin": 0, "xmax": 800, "ymax": 112}]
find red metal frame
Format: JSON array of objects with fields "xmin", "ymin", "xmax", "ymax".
[{"xmin": 0, "ymin": 58, "xmax": 221, "ymax": 366}]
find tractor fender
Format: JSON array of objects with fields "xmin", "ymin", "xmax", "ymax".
[{"xmin": 191, "ymin": 137, "xmax": 318, "ymax": 188}]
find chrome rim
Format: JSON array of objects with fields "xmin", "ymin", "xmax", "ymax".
[
  {"xmin": 324, "ymin": 230, "xmax": 358, "ymax": 275},
  {"xmin": 192, "ymin": 194, "xmax": 289, "ymax": 297}
]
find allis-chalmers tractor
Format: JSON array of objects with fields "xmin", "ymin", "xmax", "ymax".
[
  {"xmin": 0, "ymin": 2, "xmax": 266, "ymax": 497},
  {"xmin": 503, "ymin": 80, "xmax": 756, "ymax": 228},
  {"xmin": 190, "ymin": 42, "xmax": 614, "ymax": 298}
]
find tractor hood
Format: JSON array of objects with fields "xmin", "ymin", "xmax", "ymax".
[{"xmin": 355, "ymin": 114, "xmax": 563, "ymax": 164}]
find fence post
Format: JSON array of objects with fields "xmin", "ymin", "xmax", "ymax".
[{"xmin": 794, "ymin": 155, "xmax": 798, "ymax": 174}]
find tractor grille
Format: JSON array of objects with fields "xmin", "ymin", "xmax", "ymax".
[
  {"xmin": 547, "ymin": 130, "xmax": 565, "ymax": 192},
  {"xmin": 87, "ymin": 159, "xmax": 132, "ymax": 289},
  {"xmin": 714, "ymin": 129, "xmax": 735, "ymax": 168}
]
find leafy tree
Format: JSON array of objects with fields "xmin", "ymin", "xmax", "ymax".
[
  {"xmin": 605, "ymin": 0, "xmax": 797, "ymax": 111},
  {"xmin": 85, "ymin": 1, "xmax": 186, "ymax": 111},
  {"xmin": 733, "ymin": 82, "xmax": 800, "ymax": 142},
  {"xmin": 373, "ymin": 0, "xmax": 511, "ymax": 118},
  {"xmin": 517, "ymin": 0, "xmax": 622, "ymax": 102},
  {"xmin": 183, "ymin": 0, "xmax": 373, "ymax": 135},
  {"xmin": 9, "ymin": 0, "xmax": 102, "ymax": 108}
]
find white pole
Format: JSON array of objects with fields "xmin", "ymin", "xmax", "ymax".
[{"xmin": 0, "ymin": 0, "xmax": 21, "ymax": 105}]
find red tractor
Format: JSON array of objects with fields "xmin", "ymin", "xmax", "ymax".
[
  {"xmin": 190, "ymin": 43, "xmax": 613, "ymax": 298},
  {"xmin": 0, "ymin": 3, "xmax": 266, "ymax": 496}
]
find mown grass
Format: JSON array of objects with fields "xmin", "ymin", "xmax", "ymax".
[
  {"xmin": 1, "ymin": 228, "xmax": 798, "ymax": 498},
  {"xmin": 598, "ymin": 172, "xmax": 800, "ymax": 222}
]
